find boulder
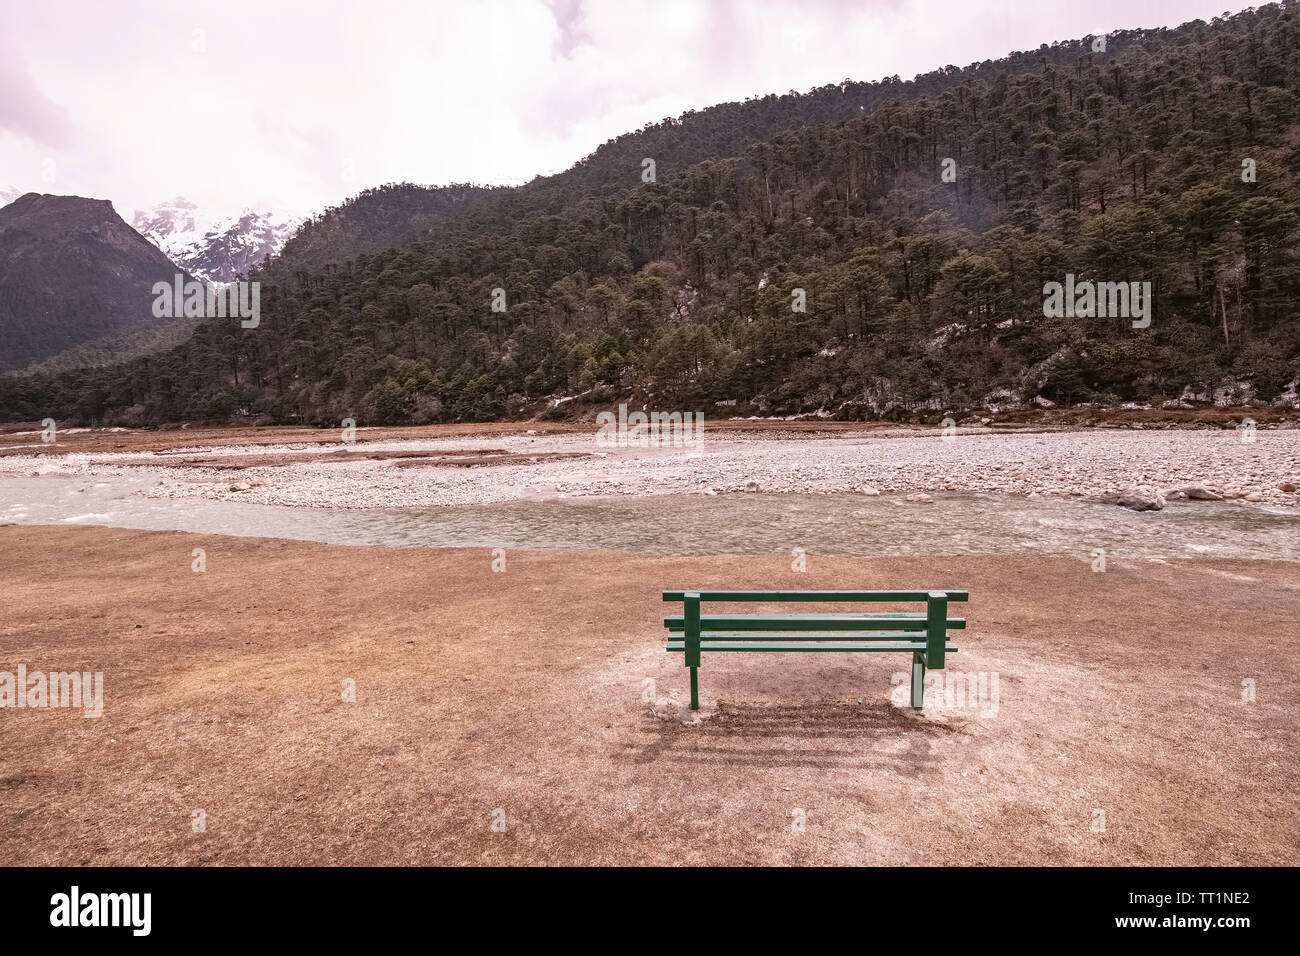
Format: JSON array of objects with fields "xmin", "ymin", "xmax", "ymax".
[
  {"xmin": 1279, "ymin": 481, "xmax": 1297, "ymax": 493},
  {"xmin": 1162, "ymin": 482, "xmax": 1223, "ymax": 501},
  {"xmin": 858, "ymin": 484, "xmax": 881, "ymax": 496},
  {"xmin": 1116, "ymin": 485, "xmax": 1165, "ymax": 511},
  {"xmin": 905, "ymin": 492, "xmax": 934, "ymax": 503}
]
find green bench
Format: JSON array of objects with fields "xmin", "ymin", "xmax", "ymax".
[{"xmin": 663, "ymin": 590, "xmax": 968, "ymax": 710}]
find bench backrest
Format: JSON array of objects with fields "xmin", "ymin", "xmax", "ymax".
[{"xmin": 662, "ymin": 590, "xmax": 968, "ymax": 603}]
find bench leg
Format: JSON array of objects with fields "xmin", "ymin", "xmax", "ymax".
[
  {"xmin": 911, "ymin": 653, "xmax": 926, "ymax": 710},
  {"xmin": 684, "ymin": 592, "xmax": 701, "ymax": 711}
]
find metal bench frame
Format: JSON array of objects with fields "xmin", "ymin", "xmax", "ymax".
[{"xmin": 663, "ymin": 590, "xmax": 968, "ymax": 710}]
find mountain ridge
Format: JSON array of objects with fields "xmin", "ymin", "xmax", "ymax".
[{"xmin": 254, "ymin": 25, "xmax": 1159, "ymax": 280}]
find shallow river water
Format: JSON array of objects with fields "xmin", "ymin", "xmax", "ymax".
[{"xmin": 1, "ymin": 475, "xmax": 1297, "ymax": 561}]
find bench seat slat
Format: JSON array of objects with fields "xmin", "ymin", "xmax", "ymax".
[
  {"xmin": 662, "ymin": 590, "xmax": 968, "ymax": 602},
  {"xmin": 666, "ymin": 641, "xmax": 959, "ymax": 653},
  {"xmin": 664, "ymin": 613, "xmax": 966, "ymax": 631}
]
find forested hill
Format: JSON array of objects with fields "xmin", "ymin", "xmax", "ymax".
[
  {"xmin": 269, "ymin": 183, "xmax": 505, "ymax": 276},
  {"xmin": 259, "ymin": 21, "xmax": 1197, "ymax": 278},
  {"xmin": 3, "ymin": 3, "xmax": 1298, "ymax": 426}
]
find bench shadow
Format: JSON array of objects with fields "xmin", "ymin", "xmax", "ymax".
[{"xmin": 621, "ymin": 701, "xmax": 965, "ymax": 774}]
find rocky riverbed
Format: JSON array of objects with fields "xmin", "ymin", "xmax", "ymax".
[{"xmin": 1, "ymin": 425, "xmax": 1298, "ymax": 510}]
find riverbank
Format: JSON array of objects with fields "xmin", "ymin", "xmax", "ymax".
[
  {"xmin": 1, "ymin": 525, "xmax": 1295, "ymax": 865},
  {"xmin": 1, "ymin": 422, "xmax": 1298, "ymax": 509}
]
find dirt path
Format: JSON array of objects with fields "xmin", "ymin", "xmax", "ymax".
[{"xmin": 0, "ymin": 525, "xmax": 1295, "ymax": 865}]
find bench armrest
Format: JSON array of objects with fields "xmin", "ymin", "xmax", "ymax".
[
  {"xmin": 683, "ymin": 591, "xmax": 701, "ymax": 668},
  {"xmin": 926, "ymin": 591, "xmax": 948, "ymax": 668}
]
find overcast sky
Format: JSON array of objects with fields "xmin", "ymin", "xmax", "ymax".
[{"xmin": 0, "ymin": 0, "xmax": 1252, "ymax": 222}]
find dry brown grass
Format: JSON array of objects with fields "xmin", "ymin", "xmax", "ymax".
[{"xmin": 0, "ymin": 525, "xmax": 1296, "ymax": 865}]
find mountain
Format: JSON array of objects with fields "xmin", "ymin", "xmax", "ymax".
[
  {"xmin": 133, "ymin": 198, "xmax": 299, "ymax": 284},
  {"xmin": 0, "ymin": 193, "xmax": 193, "ymax": 373},
  {"xmin": 3, "ymin": 4, "xmax": 1299, "ymax": 425}
]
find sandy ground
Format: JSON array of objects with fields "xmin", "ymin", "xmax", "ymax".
[
  {"xmin": 2, "ymin": 422, "xmax": 1299, "ymax": 508},
  {"xmin": 0, "ymin": 524, "xmax": 1295, "ymax": 866}
]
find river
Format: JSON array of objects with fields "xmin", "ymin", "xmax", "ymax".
[{"xmin": 2, "ymin": 474, "xmax": 1297, "ymax": 561}]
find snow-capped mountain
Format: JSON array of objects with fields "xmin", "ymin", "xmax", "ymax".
[{"xmin": 133, "ymin": 197, "xmax": 300, "ymax": 284}]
